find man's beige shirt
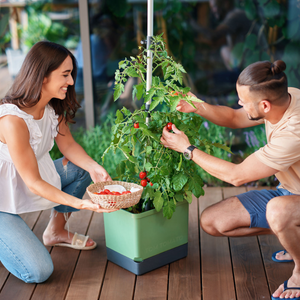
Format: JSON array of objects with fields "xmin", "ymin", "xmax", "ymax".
[{"xmin": 255, "ymin": 87, "xmax": 300, "ymax": 194}]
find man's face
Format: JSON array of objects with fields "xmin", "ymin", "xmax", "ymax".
[{"xmin": 236, "ymin": 84, "xmax": 265, "ymax": 121}]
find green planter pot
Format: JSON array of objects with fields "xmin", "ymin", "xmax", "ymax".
[{"xmin": 103, "ymin": 201, "xmax": 189, "ymax": 275}]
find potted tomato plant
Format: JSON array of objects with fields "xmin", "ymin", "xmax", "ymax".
[{"xmin": 102, "ymin": 34, "xmax": 229, "ymax": 275}]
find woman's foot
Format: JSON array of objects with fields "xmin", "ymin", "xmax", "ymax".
[
  {"xmin": 43, "ymin": 211, "xmax": 95, "ymax": 248},
  {"xmin": 43, "ymin": 229, "xmax": 95, "ymax": 248}
]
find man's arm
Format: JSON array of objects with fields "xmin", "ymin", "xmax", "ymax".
[
  {"xmin": 161, "ymin": 125, "xmax": 277, "ymax": 186},
  {"xmin": 177, "ymin": 95, "xmax": 264, "ymax": 129}
]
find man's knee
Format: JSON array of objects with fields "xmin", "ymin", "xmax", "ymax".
[
  {"xmin": 266, "ymin": 196, "xmax": 293, "ymax": 233},
  {"xmin": 200, "ymin": 207, "xmax": 223, "ymax": 236}
]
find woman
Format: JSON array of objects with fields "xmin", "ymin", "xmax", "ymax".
[{"xmin": 0, "ymin": 41, "xmax": 117, "ymax": 283}]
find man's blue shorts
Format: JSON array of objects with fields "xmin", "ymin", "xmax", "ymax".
[{"xmin": 237, "ymin": 186, "xmax": 297, "ymax": 229}]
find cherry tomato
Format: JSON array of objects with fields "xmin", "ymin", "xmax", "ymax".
[
  {"xmin": 134, "ymin": 123, "xmax": 139, "ymax": 129},
  {"xmin": 167, "ymin": 122, "xmax": 173, "ymax": 131},
  {"xmin": 150, "ymin": 182, "xmax": 153, "ymax": 186},
  {"xmin": 99, "ymin": 191, "xmax": 107, "ymax": 195},
  {"xmin": 122, "ymin": 191, "xmax": 131, "ymax": 194},
  {"xmin": 103, "ymin": 189, "xmax": 111, "ymax": 194},
  {"xmin": 139, "ymin": 171, "xmax": 147, "ymax": 179},
  {"xmin": 141, "ymin": 179, "xmax": 148, "ymax": 187},
  {"xmin": 146, "ymin": 177, "xmax": 150, "ymax": 182},
  {"xmin": 170, "ymin": 91, "xmax": 178, "ymax": 96},
  {"xmin": 111, "ymin": 191, "xmax": 121, "ymax": 195}
]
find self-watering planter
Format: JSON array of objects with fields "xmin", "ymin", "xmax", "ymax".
[{"xmin": 103, "ymin": 201, "xmax": 189, "ymax": 275}]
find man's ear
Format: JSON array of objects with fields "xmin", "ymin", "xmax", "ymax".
[{"xmin": 261, "ymin": 100, "xmax": 271, "ymax": 113}]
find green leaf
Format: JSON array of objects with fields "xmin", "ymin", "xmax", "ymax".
[
  {"xmin": 149, "ymin": 97, "xmax": 161, "ymax": 111},
  {"xmin": 170, "ymin": 97, "xmax": 181, "ymax": 112},
  {"xmin": 135, "ymin": 83, "xmax": 144, "ymax": 100},
  {"xmin": 141, "ymin": 128, "xmax": 160, "ymax": 142},
  {"xmin": 114, "ymin": 83, "xmax": 124, "ymax": 101},
  {"xmin": 263, "ymin": 0, "xmax": 280, "ymax": 19},
  {"xmin": 153, "ymin": 191, "xmax": 164, "ymax": 212},
  {"xmin": 116, "ymin": 161, "xmax": 126, "ymax": 177},
  {"xmin": 172, "ymin": 173, "xmax": 189, "ymax": 192},
  {"xmin": 163, "ymin": 201, "xmax": 176, "ymax": 219},
  {"xmin": 144, "ymin": 162, "xmax": 153, "ymax": 171},
  {"xmin": 174, "ymin": 193, "xmax": 184, "ymax": 202},
  {"xmin": 185, "ymin": 191, "xmax": 193, "ymax": 204},
  {"xmin": 115, "ymin": 110, "xmax": 124, "ymax": 123},
  {"xmin": 146, "ymin": 146, "xmax": 152, "ymax": 155},
  {"xmin": 188, "ymin": 175, "xmax": 204, "ymax": 198},
  {"xmin": 244, "ymin": 0, "xmax": 257, "ymax": 20},
  {"xmin": 125, "ymin": 66, "xmax": 139, "ymax": 77}
]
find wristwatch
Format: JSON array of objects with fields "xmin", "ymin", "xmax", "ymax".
[{"xmin": 183, "ymin": 145, "xmax": 197, "ymax": 160}]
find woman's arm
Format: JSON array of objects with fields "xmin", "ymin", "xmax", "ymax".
[
  {"xmin": 1, "ymin": 115, "xmax": 115, "ymax": 212},
  {"xmin": 54, "ymin": 116, "xmax": 111, "ymax": 183}
]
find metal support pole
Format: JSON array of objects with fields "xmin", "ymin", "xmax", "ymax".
[
  {"xmin": 145, "ymin": 0, "xmax": 154, "ymax": 124},
  {"xmin": 78, "ymin": 0, "xmax": 94, "ymax": 129}
]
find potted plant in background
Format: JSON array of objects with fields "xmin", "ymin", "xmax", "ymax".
[{"xmin": 101, "ymin": 34, "xmax": 230, "ymax": 275}]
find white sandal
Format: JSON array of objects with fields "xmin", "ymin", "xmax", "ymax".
[{"xmin": 45, "ymin": 232, "xmax": 97, "ymax": 250}]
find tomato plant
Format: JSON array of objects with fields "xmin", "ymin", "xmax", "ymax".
[{"xmin": 102, "ymin": 35, "xmax": 230, "ymax": 219}]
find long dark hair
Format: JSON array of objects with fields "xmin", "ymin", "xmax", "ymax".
[
  {"xmin": 237, "ymin": 60, "xmax": 288, "ymax": 104},
  {"xmin": 1, "ymin": 41, "xmax": 80, "ymax": 124}
]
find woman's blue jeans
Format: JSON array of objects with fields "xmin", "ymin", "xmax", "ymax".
[{"xmin": 0, "ymin": 158, "xmax": 91, "ymax": 283}]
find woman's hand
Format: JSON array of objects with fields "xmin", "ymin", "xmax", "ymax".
[
  {"xmin": 160, "ymin": 124, "xmax": 191, "ymax": 153},
  {"xmin": 89, "ymin": 164, "xmax": 112, "ymax": 183},
  {"xmin": 80, "ymin": 199, "xmax": 119, "ymax": 213}
]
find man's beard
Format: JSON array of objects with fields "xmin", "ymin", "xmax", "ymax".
[{"xmin": 248, "ymin": 113, "xmax": 263, "ymax": 121}]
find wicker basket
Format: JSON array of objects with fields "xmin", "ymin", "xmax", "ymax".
[{"xmin": 86, "ymin": 181, "xmax": 143, "ymax": 209}]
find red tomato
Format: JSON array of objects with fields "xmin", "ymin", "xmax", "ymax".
[
  {"xmin": 122, "ymin": 191, "xmax": 131, "ymax": 195},
  {"xmin": 111, "ymin": 191, "xmax": 121, "ymax": 195},
  {"xmin": 150, "ymin": 182, "xmax": 153, "ymax": 186},
  {"xmin": 141, "ymin": 179, "xmax": 148, "ymax": 187},
  {"xmin": 134, "ymin": 123, "xmax": 139, "ymax": 129},
  {"xmin": 104, "ymin": 189, "xmax": 111, "ymax": 193},
  {"xmin": 167, "ymin": 122, "xmax": 173, "ymax": 131},
  {"xmin": 139, "ymin": 171, "xmax": 147, "ymax": 179},
  {"xmin": 99, "ymin": 191, "xmax": 107, "ymax": 195}
]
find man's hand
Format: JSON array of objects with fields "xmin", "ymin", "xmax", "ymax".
[
  {"xmin": 89, "ymin": 164, "xmax": 112, "ymax": 183},
  {"xmin": 160, "ymin": 124, "xmax": 191, "ymax": 153},
  {"xmin": 176, "ymin": 92, "xmax": 202, "ymax": 113}
]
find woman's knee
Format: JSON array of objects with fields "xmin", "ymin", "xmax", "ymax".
[{"xmin": 24, "ymin": 257, "xmax": 54, "ymax": 283}]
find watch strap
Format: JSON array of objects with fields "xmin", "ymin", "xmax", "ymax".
[{"xmin": 187, "ymin": 145, "xmax": 197, "ymax": 152}]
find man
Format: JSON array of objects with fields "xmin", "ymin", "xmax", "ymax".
[{"xmin": 161, "ymin": 60, "xmax": 300, "ymax": 300}]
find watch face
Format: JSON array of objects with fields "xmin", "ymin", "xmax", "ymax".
[{"xmin": 183, "ymin": 151, "xmax": 191, "ymax": 160}]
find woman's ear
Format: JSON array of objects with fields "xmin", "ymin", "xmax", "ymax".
[{"xmin": 43, "ymin": 77, "xmax": 47, "ymax": 84}]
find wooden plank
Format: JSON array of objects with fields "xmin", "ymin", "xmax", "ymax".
[
  {"xmin": 134, "ymin": 266, "xmax": 168, "ymax": 300},
  {"xmin": 223, "ymin": 187, "xmax": 270, "ymax": 300},
  {"xmin": 200, "ymin": 187, "xmax": 236, "ymax": 300},
  {"xmin": 99, "ymin": 262, "xmax": 135, "ymax": 300},
  {"xmin": 31, "ymin": 209, "xmax": 93, "ymax": 300},
  {"xmin": 168, "ymin": 196, "xmax": 201, "ymax": 300},
  {"xmin": 65, "ymin": 212, "xmax": 108, "ymax": 300}
]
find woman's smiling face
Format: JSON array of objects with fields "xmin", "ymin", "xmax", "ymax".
[{"xmin": 41, "ymin": 55, "xmax": 74, "ymax": 101}]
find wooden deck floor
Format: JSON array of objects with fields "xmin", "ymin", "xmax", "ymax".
[{"xmin": 0, "ymin": 186, "xmax": 294, "ymax": 300}]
